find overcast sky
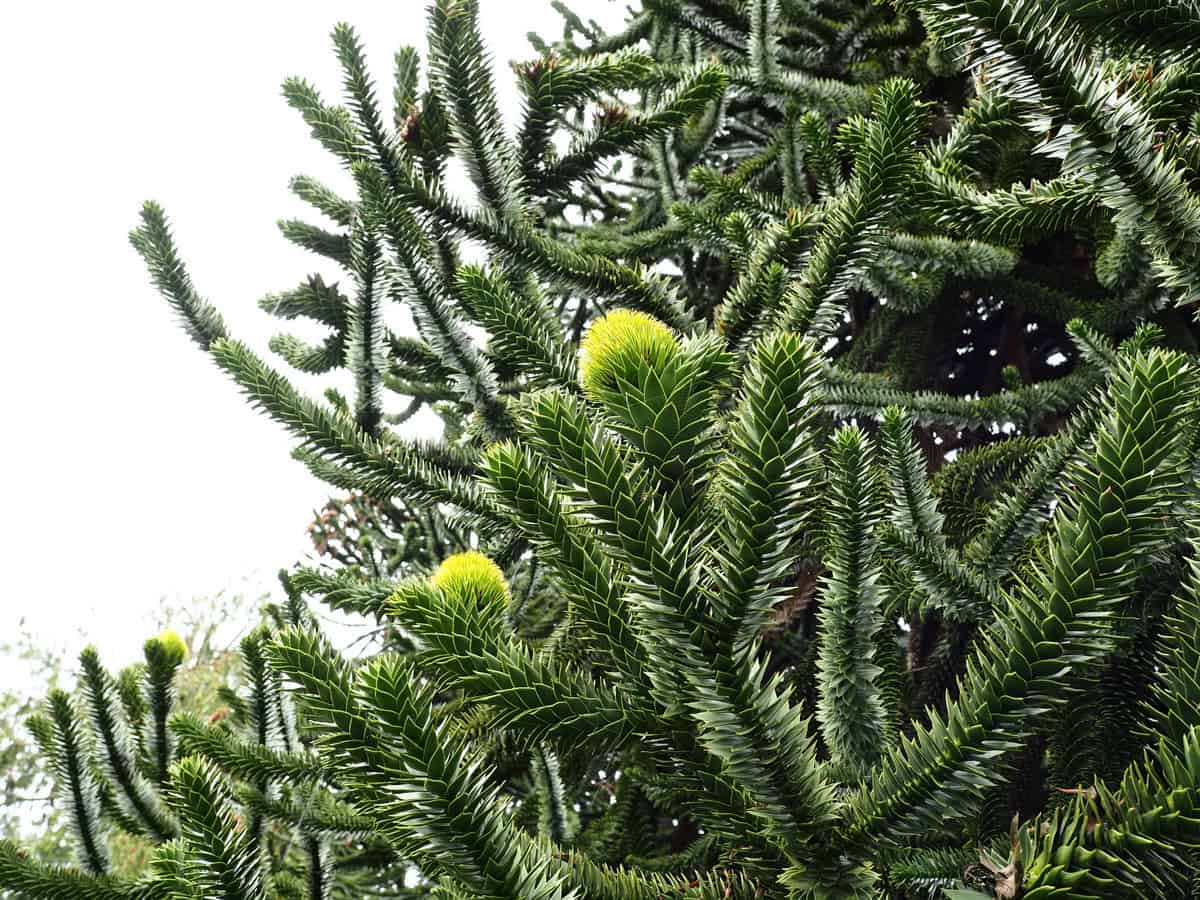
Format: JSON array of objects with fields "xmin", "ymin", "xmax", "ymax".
[{"xmin": 1, "ymin": 1, "xmax": 626, "ymax": 676}]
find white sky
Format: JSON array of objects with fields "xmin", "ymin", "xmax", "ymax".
[{"xmin": 0, "ymin": 0, "xmax": 627, "ymax": 677}]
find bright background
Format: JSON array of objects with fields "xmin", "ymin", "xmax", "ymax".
[{"xmin": 0, "ymin": 1, "xmax": 626, "ymax": 675}]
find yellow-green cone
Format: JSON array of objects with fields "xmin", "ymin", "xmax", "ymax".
[
  {"xmin": 430, "ymin": 551, "xmax": 510, "ymax": 603},
  {"xmin": 155, "ymin": 630, "xmax": 189, "ymax": 665},
  {"xmin": 578, "ymin": 309, "xmax": 677, "ymax": 396}
]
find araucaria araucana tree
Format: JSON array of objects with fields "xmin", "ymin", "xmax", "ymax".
[{"xmin": 5, "ymin": 0, "xmax": 1200, "ymax": 897}]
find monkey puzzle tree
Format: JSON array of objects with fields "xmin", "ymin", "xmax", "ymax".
[{"xmin": 5, "ymin": 0, "xmax": 1200, "ymax": 896}]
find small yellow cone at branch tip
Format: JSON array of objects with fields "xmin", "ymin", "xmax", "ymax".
[
  {"xmin": 578, "ymin": 308, "xmax": 677, "ymax": 395},
  {"xmin": 430, "ymin": 550, "xmax": 510, "ymax": 601},
  {"xmin": 156, "ymin": 630, "xmax": 189, "ymax": 665}
]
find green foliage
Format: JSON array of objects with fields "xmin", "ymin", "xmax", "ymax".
[
  {"xmin": 0, "ymin": 624, "xmax": 73, "ymax": 868},
  {"xmin": 8, "ymin": 0, "xmax": 1200, "ymax": 897},
  {"xmin": 816, "ymin": 426, "xmax": 887, "ymax": 775}
]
